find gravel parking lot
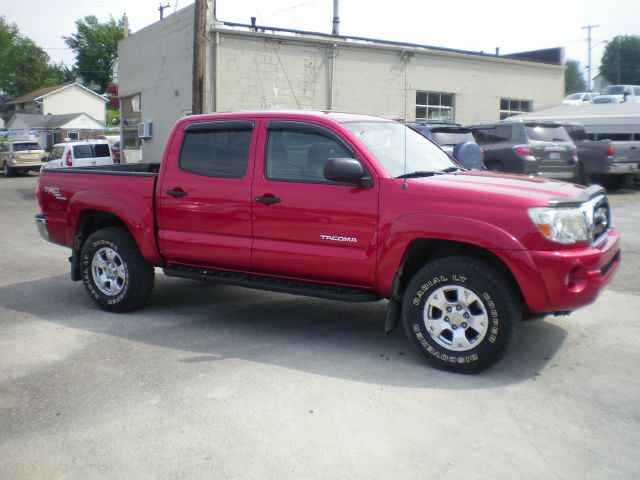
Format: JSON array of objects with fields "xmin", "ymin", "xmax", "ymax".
[{"xmin": 1, "ymin": 173, "xmax": 639, "ymax": 479}]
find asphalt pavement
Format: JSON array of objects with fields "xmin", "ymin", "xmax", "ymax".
[{"xmin": 1, "ymin": 174, "xmax": 639, "ymax": 479}]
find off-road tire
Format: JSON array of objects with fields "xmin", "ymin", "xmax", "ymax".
[
  {"xmin": 402, "ymin": 256, "xmax": 519, "ymax": 373},
  {"xmin": 81, "ymin": 227, "xmax": 155, "ymax": 312}
]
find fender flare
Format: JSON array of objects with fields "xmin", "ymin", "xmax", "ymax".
[{"xmin": 67, "ymin": 190, "xmax": 162, "ymax": 264}]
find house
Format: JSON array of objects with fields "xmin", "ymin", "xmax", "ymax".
[
  {"xmin": 119, "ymin": 3, "xmax": 565, "ymax": 162},
  {"xmin": 5, "ymin": 113, "xmax": 106, "ymax": 150},
  {"xmin": 6, "ymin": 83, "xmax": 107, "ymax": 124}
]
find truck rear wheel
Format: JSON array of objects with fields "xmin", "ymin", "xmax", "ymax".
[
  {"xmin": 81, "ymin": 227, "xmax": 154, "ymax": 312},
  {"xmin": 402, "ymin": 256, "xmax": 519, "ymax": 373}
]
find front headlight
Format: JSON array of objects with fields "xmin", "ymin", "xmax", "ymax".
[{"xmin": 528, "ymin": 205, "xmax": 593, "ymax": 244}]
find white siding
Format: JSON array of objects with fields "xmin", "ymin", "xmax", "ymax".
[
  {"xmin": 217, "ymin": 33, "xmax": 564, "ymax": 125},
  {"xmin": 42, "ymin": 85, "xmax": 106, "ymax": 123},
  {"xmin": 118, "ymin": 6, "xmax": 195, "ymax": 162}
]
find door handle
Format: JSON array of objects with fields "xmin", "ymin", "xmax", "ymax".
[
  {"xmin": 255, "ymin": 196, "xmax": 281, "ymax": 204},
  {"xmin": 167, "ymin": 189, "xmax": 188, "ymax": 198}
]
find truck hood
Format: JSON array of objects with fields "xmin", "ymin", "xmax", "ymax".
[{"xmin": 407, "ymin": 170, "xmax": 594, "ymax": 208}]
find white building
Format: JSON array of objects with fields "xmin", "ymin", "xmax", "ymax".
[
  {"xmin": 119, "ymin": 4, "xmax": 566, "ymax": 162},
  {"xmin": 7, "ymin": 83, "xmax": 107, "ymax": 124}
]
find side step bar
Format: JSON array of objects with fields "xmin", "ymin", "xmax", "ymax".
[{"xmin": 163, "ymin": 265, "xmax": 382, "ymax": 303}]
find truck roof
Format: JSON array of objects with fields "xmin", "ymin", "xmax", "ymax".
[{"xmin": 180, "ymin": 110, "xmax": 392, "ymax": 125}]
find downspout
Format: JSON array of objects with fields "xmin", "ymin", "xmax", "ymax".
[{"xmin": 329, "ymin": 44, "xmax": 338, "ymax": 111}]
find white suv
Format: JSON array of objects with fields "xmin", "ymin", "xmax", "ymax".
[{"xmin": 42, "ymin": 141, "xmax": 114, "ymax": 170}]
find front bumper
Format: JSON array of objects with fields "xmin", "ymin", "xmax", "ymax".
[
  {"xmin": 35, "ymin": 214, "xmax": 50, "ymax": 242},
  {"xmin": 523, "ymin": 230, "xmax": 621, "ymax": 312}
]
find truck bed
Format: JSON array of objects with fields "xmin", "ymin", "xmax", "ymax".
[
  {"xmin": 42, "ymin": 162, "xmax": 161, "ymax": 176},
  {"xmin": 37, "ymin": 163, "xmax": 160, "ymax": 262}
]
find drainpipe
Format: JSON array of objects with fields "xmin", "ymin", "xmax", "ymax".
[{"xmin": 329, "ymin": 44, "xmax": 338, "ymax": 110}]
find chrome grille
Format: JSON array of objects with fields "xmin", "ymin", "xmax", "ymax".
[{"xmin": 592, "ymin": 196, "xmax": 610, "ymax": 245}]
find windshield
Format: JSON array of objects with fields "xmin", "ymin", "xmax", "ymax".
[
  {"xmin": 565, "ymin": 93, "xmax": 583, "ymax": 100},
  {"xmin": 343, "ymin": 121, "xmax": 456, "ymax": 177},
  {"xmin": 524, "ymin": 124, "xmax": 572, "ymax": 142},
  {"xmin": 13, "ymin": 142, "xmax": 42, "ymax": 152},
  {"xmin": 602, "ymin": 86, "xmax": 626, "ymax": 95}
]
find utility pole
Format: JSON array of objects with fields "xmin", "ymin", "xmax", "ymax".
[
  {"xmin": 192, "ymin": 0, "xmax": 206, "ymax": 115},
  {"xmin": 158, "ymin": 3, "xmax": 170, "ymax": 20},
  {"xmin": 582, "ymin": 24, "xmax": 599, "ymax": 91}
]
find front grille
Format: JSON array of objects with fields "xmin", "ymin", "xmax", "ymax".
[{"xmin": 592, "ymin": 196, "xmax": 610, "ymax": 245}]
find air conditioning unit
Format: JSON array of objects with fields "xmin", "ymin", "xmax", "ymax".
[{"xmin": 138, "ymin": 122, "xmax": 153, "ymax": 139}]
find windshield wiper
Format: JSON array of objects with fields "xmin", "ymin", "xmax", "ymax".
[
  {"xmin": 396, "ymin": 170, "xmax": 443, "ymax": 179},
  {"xmin": 396, "ymin": 167, "xmax": 461, "ymax": 179}
]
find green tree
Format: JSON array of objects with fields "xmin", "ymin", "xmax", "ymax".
[
  {"xmin": 599, "ymin": 35, "xmax": 640, "ymax": 85},
  {"xmin": 64, "ymin": 15, "xmax": 125, "ymax": 93},
  {"xmin": 0, "ymin": 16, "xmax": 64, "ymax": 99},
  {"xmin": 565, "ymin": 59, "xmax": 586, "ymax": 94}
]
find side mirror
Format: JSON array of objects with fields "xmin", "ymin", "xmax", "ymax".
[{"xmin": 324, "ymin": 158, "xmax": 372, "ymax": 187}]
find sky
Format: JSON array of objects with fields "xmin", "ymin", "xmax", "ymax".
[{"xmin": 2, "ymin": 0, "xmax": 638, "ymax": 87}]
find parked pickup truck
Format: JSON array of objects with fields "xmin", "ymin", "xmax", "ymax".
[
  {"xmin": 35, "ymin": 111, "xmax": 621, "ymax": 373},
  {"xmin": 559, "ymin": 122, "xmax": 632, "ymax": 190}
]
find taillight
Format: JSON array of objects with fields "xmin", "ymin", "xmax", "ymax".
[
  {"xmin": 65, "ymin": 150, "xmax": 72, "ymax": 167},
  {"xmin": 606, "ymin": 144, "xmax": 615, "ymax": 159},
  {"xmin": 513, "ymin": 145, "xmax": 534, "ymax": 157}
]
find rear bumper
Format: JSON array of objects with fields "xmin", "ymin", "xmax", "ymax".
[
  {"xmin": 8, "ymin": 158, "xmax": 43, "ymax": 169},
  {"xmin": 536, "ymin": 170, "xmax": 575, "ymax": 180},
  {"xmin": 607, "ymin": 162, "xmax": 638, "ymax": 174},
  {"xmin": 35, "ymin": 214, "xmax": 50, "ymax": 242},
  {"xmin": 502, "ymin": 230, "xmax": 621, "ymax": 313}
]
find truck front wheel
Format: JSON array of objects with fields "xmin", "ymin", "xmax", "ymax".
[
  {"xmin": 80, "ymin": 227, "xmax": 155, "ymax": 312},
  {"xmin": 402, "ymin": 256, "xmax": 519, "ymax": 373}
]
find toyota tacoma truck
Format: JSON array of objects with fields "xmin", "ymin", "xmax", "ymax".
[{"xmin": 35, "ymin": 111, "xmax": 621, "ymax": 373}]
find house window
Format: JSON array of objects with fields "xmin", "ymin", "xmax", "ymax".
[
  {"xmin": 416, "ymin": 91, "xmax": 455, "ymax": 123},
  {"xmin": 500, "ymin": 98, "xmax": 532, "ymax": 119}
]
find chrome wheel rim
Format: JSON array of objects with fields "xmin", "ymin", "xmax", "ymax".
[
  {"xmin": 423, "ymin": 285, "xmax": 489, "ymax": 352},
  {"xmin": 91, "ymin": 247, "xmax": 126, "ymax": 296}
]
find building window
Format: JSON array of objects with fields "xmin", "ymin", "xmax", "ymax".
[
  {"xmin": 500, "ymin": 98, "xmax": 532, "ymax": 119},
  {"xmin": 416, "ymin": 91, "xmax": 455, "ymax": 123}
]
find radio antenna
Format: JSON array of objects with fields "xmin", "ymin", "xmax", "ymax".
[{"xmin": 403, "ymin": 51, "xmax": 408, "ymax": 189}]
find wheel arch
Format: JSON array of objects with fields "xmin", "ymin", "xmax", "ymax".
[{"xmin": 397, "ymin": 239, "xmax": 523, "ymax": 304}]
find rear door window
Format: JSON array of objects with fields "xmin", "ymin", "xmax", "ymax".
[
  {"xmin": 180, "ymin": 126, "xmax": 253, "ymax": 178},
  {"xmin": 92, "ymin": 144, "xmax": 111, "ymax": 157},
  {"xmin": 73, "ymin": 144, "xmax": 94, "ymax": 159}
]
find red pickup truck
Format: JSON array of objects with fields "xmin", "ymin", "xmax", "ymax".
[{"xmin": 35, "ymin": 111, "xmax": 621, "ymax": 372}]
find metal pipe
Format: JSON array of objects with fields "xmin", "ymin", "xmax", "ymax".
[{"xmin": 332, "ymin": 0, "xmax": 340, "ymax": 35}]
